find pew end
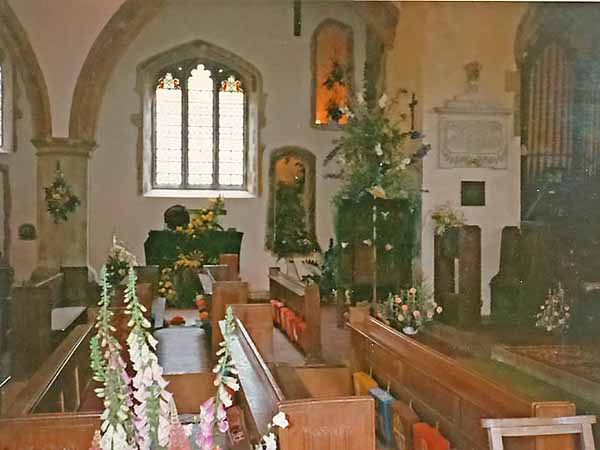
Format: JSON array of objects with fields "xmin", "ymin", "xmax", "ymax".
[{"xmin": 224, "ymin": 309, "xmax": 376, "ymax": 450}]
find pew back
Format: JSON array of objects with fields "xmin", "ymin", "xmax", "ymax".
[
  {"xmin": 269, "ymin": 267, "xmax": 321, "ymax": 361},
  {"xmin": 12, "ymin": 273, "xmax": 64, "ymax": 379},
  {"xmin": 348, "ymin": 316, "xmax": 577, "ymax": 450},
  {"xmin": 225, "ymin": 311, "xmax": 376, "ymax": 450}
]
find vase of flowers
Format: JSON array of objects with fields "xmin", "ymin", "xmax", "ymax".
[{"xmin": 376, "ymin": 286, "xmax": 442, "ymax": 335}]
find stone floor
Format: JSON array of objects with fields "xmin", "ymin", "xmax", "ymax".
[{"xmin": 160, "ymin": 304, "xmax": 351, "ymax": 370}]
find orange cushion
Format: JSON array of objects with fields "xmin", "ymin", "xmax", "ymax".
[{"xmin": 413, "ymin": 423, "xmax": 450, "ymax": 450}]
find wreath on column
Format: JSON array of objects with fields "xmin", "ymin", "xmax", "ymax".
[{"xmin": 44, "ymin": 162, "xmax": 81, "ymax": 224}]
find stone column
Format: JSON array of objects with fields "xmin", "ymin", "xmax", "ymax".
[{"xmin": 32, "ymin": 138, "xmax": 95, "ymax": 278}]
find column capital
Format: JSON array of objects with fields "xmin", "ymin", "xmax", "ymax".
[{"xmin": 32, "ymin": 137, "xmax": 97, "ymax": 158}]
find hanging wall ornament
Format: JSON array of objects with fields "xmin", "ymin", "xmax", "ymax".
[{"xmin": 44, "ymin": 161, "xmax": 81, "ymax": 224}]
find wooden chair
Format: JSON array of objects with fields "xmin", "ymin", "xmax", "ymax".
[{"xmin": 481, "ymin": 415, "xmax": 596, "ymax": 450}]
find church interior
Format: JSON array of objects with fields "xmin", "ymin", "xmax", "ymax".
[{"xmin": 1, "ymin": 1, "xmax": 600, "ymax": 449}]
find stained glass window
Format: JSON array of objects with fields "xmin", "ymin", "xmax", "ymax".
[
  {"xmin": 155, "ymin": 73, "xmax": 182, "ymax": 186},
  {"xmin": 219, "ymin": 76, "xmax": 245, "ymax": 186},
  {"xmin": 153, "ymin": 64, "xmax": 246, "ymax": 189},
  {"xmin": 188, "ymin": 64, "xmax": 214, "ymax": 185}
]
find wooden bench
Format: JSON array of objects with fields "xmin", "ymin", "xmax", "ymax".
[
  {"xmin": 0, "ymin": 316, "xmax": 217, "ymax": 449},
  {"xmin": 202, "ymin": 254, "xmax": 249, "ymax": 357},
  {"xmin": 482, "ymin": 415, "xmax": 596, "ymax": 450},
  {"xmin": 347, "ymin": 314, "xmax": 581, "ymax": 450},
  {"xmin": 269, "ymin": 267, "xmax": 321, "ymax": 361},
  {"xmin": 11, "ymin": 272, "xmax": 87, "ymax": 379},
  {"xmin": 225, "ymin": 304, "xmax": 375, "ymax": 450}
]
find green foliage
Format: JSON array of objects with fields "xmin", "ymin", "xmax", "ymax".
[
  {"xmin": 324, "ymin": 93, "xmax": 426, "ymax": 208},
  {"xmin": 334, "ymin": 197, "xmax": 418, "ymax": 290},
  {"xmin": 266, "ymin": 182, "xmax": 320, "ymax": 259},
  {"xmin": 323, "ymin": 89, "xmax": 429, "ymax": 300}
]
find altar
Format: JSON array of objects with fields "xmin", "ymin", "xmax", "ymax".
[{"xmin": 144, "ymin": 228, "xmax": 243, "ymax": 267}]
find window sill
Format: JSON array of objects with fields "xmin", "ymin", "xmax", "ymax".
[{"xmin": 144, "ymin": 189, "xmax": 256, "ymax": 199}]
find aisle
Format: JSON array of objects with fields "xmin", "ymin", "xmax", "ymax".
[{"xmin": 156, "ymin": 309, "xmax": 212, "ymax": 374}]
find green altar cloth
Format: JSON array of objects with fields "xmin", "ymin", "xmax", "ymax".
[{"xmin": 144, "ymin": 229, "xmax": 243, "ymax": 267}]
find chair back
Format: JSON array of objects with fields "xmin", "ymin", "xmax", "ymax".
[{"xmin": 481, "ymin": 415, "xmax": 596, "ymax": 450}]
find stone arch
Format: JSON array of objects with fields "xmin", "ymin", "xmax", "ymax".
[
  {"xmin": 69, "ymin": 0, "xmax": 167, "ymax": 141},
  {"xmin": 0, "ymin": 0, "xmax": 52, "ymax": 138},
  {"xmin": 69, "ymin": 0, "xmax": 397, "ymax": 142}
]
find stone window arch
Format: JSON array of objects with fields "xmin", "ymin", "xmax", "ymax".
[{"xmin": 136, "ymin": 40, "xmax": 263, "ymax": 197}]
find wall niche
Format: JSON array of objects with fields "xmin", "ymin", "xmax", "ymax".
[
  {"xmin": 266, "ymin": 147, "xmax": 318, "ymax": 258},
  {"xmin": 311, "ymin": 19, "xmax": 354, "ymax": 128}
]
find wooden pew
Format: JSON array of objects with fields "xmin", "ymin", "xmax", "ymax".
[
  {"xmin": 11, "ymin": 272, "xmax": 88, "ymax": 380},
  {"xmin": 347, "ymin": 314, "xmax": 579, "ymax": 450},
  {"xmin": 203, "ymin": 254, "xmax": 249, "ymax": 357},
  {"xmin": 269, "ymin": 267, "xmax": 321, "ymax": 361},
  {"xmin": 1, "ymin": 307, "xmax": 216, "ymax": 448},
  {"xmin": 225, "ymin": 304, "xmax": 375, "ymax": 450}
]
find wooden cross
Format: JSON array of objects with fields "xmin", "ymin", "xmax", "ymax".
[
  {"xmin": 409, "ymin": 93, "xmax": 418, "ymax": 131},
  {"xmin": 294, "ymin": 0, "xmax": 302, "ymax": 36}
]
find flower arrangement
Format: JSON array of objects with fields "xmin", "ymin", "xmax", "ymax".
[
  {"xmin": 431, "ymin": 203, "xmax": 466, "ymax": 236},
  {"xmin": 535, "ymin": 282, "xmax": 571, "ymax": 334},
  {"xmin": 160, "ymin": 197, "xmax": 225, "ymax": 308},
  {"xmin": 44, "ymin": 162, "xmax": 80, "ymax": 224},
  {"xmin": 177, "ymin": 197, "xmax": 225, "ymax": 237},
  {"xmin": 175, "ymin": 250, "xmax": 204, "ymax": 270},
  {"xmin": 106, "ymin": 234, "xmax": 138, "ymax": 286},
  {"xmin": 90, "ymin": 268, "xmax": 289, "ymax": 450},
  {"xmin": 322, "ymin": 58, "xmax": 348, "ymax": 124},
  {"xmin": 325, "ymin": 90, "xmax": 430, "ymax": 305},
  {"xmin": 376, "ymin": 285, "xmax": 442, "ymax": 334},
  {"xmin": 324, "ymin": 90, "xmax": 430, "ymax": 206},
  {"xmin": 158, "ymin": 267, "xmax": 177, "ymax": 302}
]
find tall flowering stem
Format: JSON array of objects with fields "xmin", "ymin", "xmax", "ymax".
[
  {"xmin": 125, "ymin": 267, "xmax": 172, "ymax": 450},
  {"xmin": 89, "ymin": 267, "xmax": 137, "ymax": 449},
  {"xmin": 196, "ymin": 306, "xmax": 239, "ymax": 450}
]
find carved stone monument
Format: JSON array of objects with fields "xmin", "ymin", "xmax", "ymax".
[{"xmin": 434, "ymin": 62, "xmax": 512, "ymax": 169}]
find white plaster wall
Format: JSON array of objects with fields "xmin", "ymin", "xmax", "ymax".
[
  {"xmin": 0, "ymin": 71, "xmax": 38, "ymax": 283},
  {"xmin": 414, "ymin": 2, "xmax": 526, "ymax": 315},
  {"xmin": 7, "ymin": 0, "xmax": 125, "ymax": 137},
  {"xmin": 91, "ymin": 0, "xmax": 366, "ymax": 293}
]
